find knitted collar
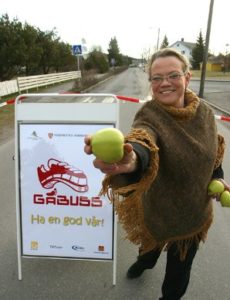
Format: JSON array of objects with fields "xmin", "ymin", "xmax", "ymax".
[{"xmin": 154, "ymin": 89, "xmax": 200, "ymax": 120}]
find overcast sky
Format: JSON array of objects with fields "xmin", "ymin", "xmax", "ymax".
[{"xmin": 2, "ymin": 0, "xmax": 229, "ymax": 58}]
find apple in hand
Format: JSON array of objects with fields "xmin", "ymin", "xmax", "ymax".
[
  {"xmin": 220, "ymin": 191, "xmax": 230, "ymax": 207},
  {"xmin": 91, "ymin": 128, "xmax": 124, "ymax": 163},
  {"xmin": 208, "ymin": 180, "xmax": 225, "ymax": 195}
]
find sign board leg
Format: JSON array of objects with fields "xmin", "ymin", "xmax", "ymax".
[
  {"xmin": 113, "ymin": 214, "xmax": 118, "ymax": 286},
  {"xmin": 15, "ymin": 110, "xmax": 22, "ymax": 280},
  {"xmin": 17, "ymin": 252, "xmax": 22, "ymax": 280}
]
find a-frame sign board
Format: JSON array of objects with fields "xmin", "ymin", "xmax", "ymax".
[{"xmin": 15, "ymin": 93, "xmax": 119, "ymax": 285}]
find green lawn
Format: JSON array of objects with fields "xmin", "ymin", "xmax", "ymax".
[{"xmin": 191, "ymin": 70, "xmax": 230, "ymax": 79}]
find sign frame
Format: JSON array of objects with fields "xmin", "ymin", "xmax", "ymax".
[{"xmin": 15, "ymin": 93, "xmax": 120, "ymax": 285}]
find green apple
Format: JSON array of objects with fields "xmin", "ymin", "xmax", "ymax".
[
  {"xmin": 91, "ymin": 128, "xmax": 124, "ymax": 163},
  {"xmin": 220, "ymin": 190, "xmax": 230, "ymax": 207},
  {"xmin": 208, "ymin": 180, "xmax": 225, "ymax": 195}
]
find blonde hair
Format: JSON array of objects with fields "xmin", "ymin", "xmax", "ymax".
[{"xmin": 148, "ymin": 48, "xmax": 191, "ymax": 81}]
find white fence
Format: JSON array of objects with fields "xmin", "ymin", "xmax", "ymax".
[
  {"xmin": 0, "ymin": 79, "xmax": 18, "ymax": 97},
  {"xmin": 0, "ymin": 71, "xmax": 81, "ymax": 97}
]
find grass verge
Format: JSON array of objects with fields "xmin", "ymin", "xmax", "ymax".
[{"xmin": 0, "ymin": 104, "xmax": 15, "ymax": 144}]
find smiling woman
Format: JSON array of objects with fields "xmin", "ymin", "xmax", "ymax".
[{"xmin": 148, "ymin": 49, "xmax": 191, "ymax": 108}]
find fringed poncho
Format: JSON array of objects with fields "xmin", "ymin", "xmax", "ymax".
[{"xmin": 101, "ymin": 89, "xmax": 225, "ymax": 259}]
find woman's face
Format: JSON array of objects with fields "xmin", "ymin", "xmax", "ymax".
[{"xmin": 150, "ymin": 56, "xmax": 191, "ymax": 108}]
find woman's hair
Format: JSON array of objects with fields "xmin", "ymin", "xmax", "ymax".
[{"xmin": 148, "ymin": 48, "xmax": 191, "ymax": 80}]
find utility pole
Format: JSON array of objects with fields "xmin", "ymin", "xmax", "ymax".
[
  {"xmin": 199, "ymin": 0, "xmax": 214, "ymax": 98},
  {"xmin": 225, "ymin": 43, "xmax": 229, "ymax": 72}
]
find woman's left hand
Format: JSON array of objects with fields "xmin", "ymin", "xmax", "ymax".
[
  {"xmin": 213, "ymin": 179, "xmax": 230, "ymax": 202},
  {"xmin": 219, "ymin": 179, "xmax": 230, "ymax": 192}
]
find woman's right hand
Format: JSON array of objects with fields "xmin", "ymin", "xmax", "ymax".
[{"xmin": 84, "ymin": 135, "xmax": 139, "ymax": 175}]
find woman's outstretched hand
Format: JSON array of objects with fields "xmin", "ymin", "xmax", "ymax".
[{"xmin": 84, "ymin": 135, "xmax": 138, "ymax": 175}]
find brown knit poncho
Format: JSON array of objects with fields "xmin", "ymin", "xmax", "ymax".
[{"xmin": 101, "ymin": 89, "xmax": 225, "ymax": 259}]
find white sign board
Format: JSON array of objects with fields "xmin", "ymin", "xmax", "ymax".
[
  {"xmin": 15, "ymin": 93, "xmax": 120, "ymax": 284},
  {"xmin": 18, "ymin": 122, "xmax": 114, "ymax": 260}
]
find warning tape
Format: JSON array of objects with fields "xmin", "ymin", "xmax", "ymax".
[
  {"xmin": 116, "ymin": 95, "xmax": 139, "ymax": 103},
  {"xmin": 1, "ymin": 94, "xmax": 230, "ymax": 122},
  {"xmin": 0, "ymin": 101, "xmax": 7, "ymax": 108},
  {"xmin": 214, "ymin": 115, "xmax": 230, "ymax": 122},
  {"xmin": 0, "ymin": 96, "xmax": 26, "ymax": 107},
  {"xmin": 116, "ymin": 95, "xmax": 230, "ymax": 122}
]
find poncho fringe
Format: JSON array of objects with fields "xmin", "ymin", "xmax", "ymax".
[{"xmin": 214, "ymin": 134, "xmax": 225, "ymax": 169}]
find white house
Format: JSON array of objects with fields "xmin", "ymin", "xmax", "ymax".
[{"xmin": 169, "ymin": 38, "xmax": 196, "ymax": 62}]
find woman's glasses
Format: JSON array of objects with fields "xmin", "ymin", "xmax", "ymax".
[{"xmin": 150, "ymin": 72, "xmax": 186, "ymax": 85}]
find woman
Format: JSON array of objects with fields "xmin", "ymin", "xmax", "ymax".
[{"xmin": 84, "ymin": 48, "xmax": 229, "ymax": 300}]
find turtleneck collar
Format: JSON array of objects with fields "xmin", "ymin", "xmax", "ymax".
[{"xmin": 153, "ymin": 89, "xmax": 200, "ymax": 120}]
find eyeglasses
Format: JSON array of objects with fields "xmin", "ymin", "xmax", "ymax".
[{"xmin": 150, "ymin": 72, "xmax": 186, "ymax": 85}]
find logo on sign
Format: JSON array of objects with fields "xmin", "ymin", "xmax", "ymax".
[
  {"xmin": 98, "ymin": 245, "xmax": 105, "ymax": 252},
  {"xmin": 31, "ymin": 241, "xmax": 39, "ymax": 250},
  {"xmin": 48, "ymin": 132, "xmax": 53, "ymax": 139},
  {"xmin": 37, "ymin": 158, "xmax": 88, "ymax": 192},
  {"xmin": 72, "ymin": 245, "xmax": 85, "ymax": 252}
]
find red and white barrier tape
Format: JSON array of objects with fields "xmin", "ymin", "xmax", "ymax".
[
  {"xmin": 116, "ymin": 95, "xmax": 230, "ymax": 122},
  {"xmin": 0, "ymin": 101, "xmax": 7, "ymax": 108},
  {"xmin": 214, "ymin": 115, "xmax": 230, "ymax": 122},
  {"xmin": 0, "ymin": 96, "xmax": 26, "ymax": 107},
  {"xmin": 1, "ymin": 94, "xmax": 230, "ymax": 122},
  {"xmin": 116, "ymin": 95, "xmax": 139, "ymax": 103}
]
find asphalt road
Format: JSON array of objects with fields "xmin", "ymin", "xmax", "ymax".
[{"xmin": 0, "ymin": 69, "xmax": 230, "ymax": 300}]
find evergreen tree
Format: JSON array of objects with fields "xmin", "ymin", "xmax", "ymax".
[
  {"xmin": 192, "ymin": 31, "xmax": 205, "ymax": 69},
  {"xmin": 52, "ymin": 41, "xmax": 76, "ymax": 72},
  {"xmin": 21, "ymin": 23, "xmax": 43, "ymax": 75},
  {"xmin": 37, "ymin": 29, "xmax": 58, "ymax": 74},
  {"xmin": 160, "ymin": 35, "xmax": 169, "ymax": 49},
  {"xmin": 107, "ymin": 37, "xmax": 122, "ymax": 66}
]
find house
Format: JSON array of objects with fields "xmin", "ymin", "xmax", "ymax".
[
  {"xmin": 169, "ymin": 38, "xmax": 196, "ymax": 62},
  {"xmin": 169, "ymin": 39, "xmax": 227, "ymax": 71},
  {"xmin": 201, "ymin": 55, "xmax": 225, "ymax": 72}
]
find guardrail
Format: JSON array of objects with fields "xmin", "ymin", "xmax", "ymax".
[{"xmin": 0, "ymin": 71, "xmax": 81, "ymax": 97}]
